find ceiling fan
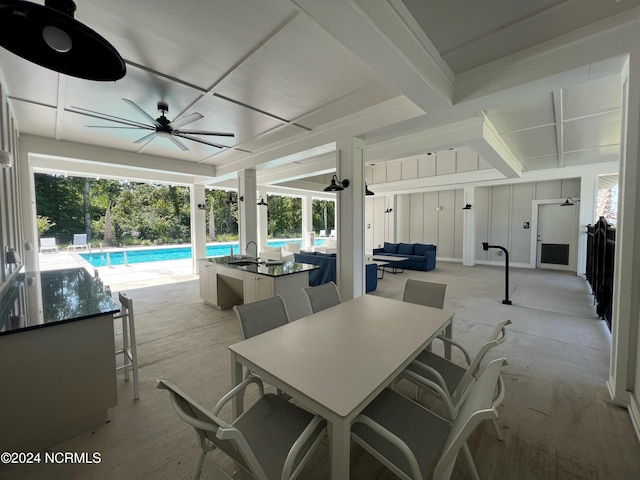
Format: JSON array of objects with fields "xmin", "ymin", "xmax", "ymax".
[{"xmin": 74, "ymin": 98, "xmax": 235, "ymax": 151}]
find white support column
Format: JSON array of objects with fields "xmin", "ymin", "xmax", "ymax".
[
  {"xmin": 608, "ymin": 53, "xmax": 640, "ymax": 410},
  {"xmin": 462, "ymin": 186, "xmax": 476, "ymax": 266},
  {"xmin": 336, "ymin": 137, "xmax": 366, "ymax": 301},
  {"xmin": 302, "ymin": 193, "xmax": 313, "ymax": 250},
  {"xmin": 238, "ymin": 170, "xmax": 257, "ymax": 255},
  {"xmin": 257, "ymin": 190, "xmax": 268, "ymax": 251},
  {"xmin": 577, "ymin": 173, "xmax": 598, "ymax": 276},
  {"xmin": 190, "ymin": 184, "xmax": 206, "ymax": 273}
]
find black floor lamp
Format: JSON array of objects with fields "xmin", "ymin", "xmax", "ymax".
[{"xmin": 482, "ymin": 242, "xmax": 512, "ymax": 305}]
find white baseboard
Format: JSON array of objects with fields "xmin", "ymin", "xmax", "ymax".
[{"xmin": 475, "ymin": 259, "xmax": 534, "ymax": 269}]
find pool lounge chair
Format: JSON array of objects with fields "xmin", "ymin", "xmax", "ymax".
[
  {"xmin": 40, "ymin": 237, "xmax": 58, "ymax": 253},
  {"xmin": 67, "ymin": 234, "xmax": 88, "ymax": 251}
]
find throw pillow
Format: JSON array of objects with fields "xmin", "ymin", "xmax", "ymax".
[{"xmin": 383, "ymin": 241, "xmax": 399, "ymax": 254}]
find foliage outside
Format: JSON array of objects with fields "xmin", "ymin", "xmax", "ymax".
[{"xmin": 34, "ymin": 174, "xmax": 333, "ymax": 247}]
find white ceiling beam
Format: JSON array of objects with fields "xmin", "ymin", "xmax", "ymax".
[
  {"xmin": 287, "ymin": 0, "xmax": 453, "ymax": 112},
  {"xmin": 466, "ymin": 116, "xmax": 523, "ymax": 178},
  {"xmin": 552, "ymin": 89, "xmax": 564, "ymax": 168},
  {"xmin": 454, "ymin": 8, "xmax": 640, "ymax": 108}
]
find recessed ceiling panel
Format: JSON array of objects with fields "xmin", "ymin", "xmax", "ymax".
[
  {"xmin": 79, "ymin": 0, "xmax": 297, "ymax": 89},
  {"xmin": 215, "ymin": 15, "xmax": 382, "ymax": 123},
  {"xmin": 563, "ymin": 76, "xmax": 622, "ymax": 120},
  {"xmin": 501, "ymin": 125, "xmax": 557, "ymax": 158},
  {"xmin": 520, "ymin": 154, "xmax": 559, "ymax": 171},
  {"xmin": 0, "ymin": 51, "xmax": 60, "ymax": 107},
  {"xmin": 563, "ymin": 112, "xmax": 621, "ymax": 151},
  {"xmin": 10, "ymin": 101, "xmax": 56, "ymax": 137},
  {"xmin": 563, "ymin": 146, "xmax": 620, "ymax": 167},
  {"xmin": 485, "ymin": 93, "xmax": 555, "ymax": 133}
]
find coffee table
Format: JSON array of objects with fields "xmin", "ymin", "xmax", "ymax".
[
  {"xmin": 366, "ymin": 257, "xmax": 389, "ymax": 279},
  {"xmin": 371, "ymin": 254, "xmax": 408, "ymax": 274}
]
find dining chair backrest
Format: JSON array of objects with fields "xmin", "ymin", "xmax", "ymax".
[
  {"xmin": 402, "ymin": 279, "xmax": 447, "ymax": 309},
  {"xmin": 434, "ymin": 357, "xmax": 508, "ymax": 479},
  {"xmin": 233, "ymin": 295, "xmax": 290, "ymax": 340},
  {"xmin": 302, "ymin": 281, "xmax": 342, "ymax": 313}
]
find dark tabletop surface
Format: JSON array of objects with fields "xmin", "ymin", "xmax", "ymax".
[
  {"xmin": 0, "ymin": 267, "xmax": 119, "ymax": 336},
  {"xmin": 201, "ymin": 256, "xmax": 320, "ymax": 277}
]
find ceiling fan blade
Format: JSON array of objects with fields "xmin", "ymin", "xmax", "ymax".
[
  {"xmin": 134, "ymin": 132, "xmax": 157, "ymax": 144},
  {"xmin": 169, "ymin": 113, "xmax": 203, "ymax": 129},
  {"xmin": 86, "ymin": 125, "xmax": 146, "ymax": 129},
  {"xmin": 123, "ymin": 98, "xmax": 162, "ymax": 128},
  {"xmin": 168, "ymin": 136, "xmax": 189, "ymax": 151},
  {"xmin": 69, "ymin": 106, "xmax": 152, "ymax": 129},
  {"xmin": 174, "ymin": 128, "xmax": 235, "ymax": 137},
  {"xmin": 174, "ymin": 133, "xmax": 228, "ymax": 150}
]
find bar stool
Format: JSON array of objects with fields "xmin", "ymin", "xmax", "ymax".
[{"xmin": 113, "ymin": 292, "xmax": 140, "ymax": 400}]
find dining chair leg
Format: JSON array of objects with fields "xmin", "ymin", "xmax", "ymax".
[
  {"xmin": 491, "ymin": 417, "xmax": 503, "ymax": 441},
  {"xmin": 462, "ymin": 442, "xmax": 481, "ymax": 480}
]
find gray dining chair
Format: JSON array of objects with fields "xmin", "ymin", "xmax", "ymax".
[
  {"xmin": 233, "ymin": 295, "xmax": 290, "ymax": 340},
  {"xmin": 402, "ymin": 279, "xmax": 447, "ymax": 309},
  {"xmin": 157, "ymin": 377, "xmax": 326, "ymax": 480},
  {"xmin": 302, "ymin": 281, "xmax": 342, "ymax": 313},
  {"xmin": 352, "ymin": 357, "xmax": 508, "ymax": 480},
  {"xmin": 404, "ymin": 319, "xmax": 512, "ymax": 440}
]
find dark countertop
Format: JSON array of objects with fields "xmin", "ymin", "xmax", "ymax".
[
  {"xmin": 200, "ymin": 256, "xmax": 320, "ymax": 277},
  {"xmin": 0, "ymin": 267, "xmax": 119, "ymax": 336}
]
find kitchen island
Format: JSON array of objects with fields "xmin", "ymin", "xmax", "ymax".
[
  {"xmin": 0, "ymin": 267, "xmax": 119, "ymax": 453},
  {"xmin": 199, "ymin": 256, "xmax": 320, "ymax": 320}
]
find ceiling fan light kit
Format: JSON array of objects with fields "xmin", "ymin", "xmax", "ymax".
[{"xmin": 0, "ymin": 0, "xmax": 126, "ymax": 81}]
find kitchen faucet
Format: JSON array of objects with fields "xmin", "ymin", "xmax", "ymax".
[{"xmin": 246, "ymin": 241, "xmax": 258, "ymax": 258}]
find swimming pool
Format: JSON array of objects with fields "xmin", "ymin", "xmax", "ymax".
[{"xmin": 79, "ymin": 240, "xmax": 318, "ymax": 267}]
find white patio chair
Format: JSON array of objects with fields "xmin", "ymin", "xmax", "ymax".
[
  {"xmin": 113, "ymin": 292, "xmax": 139, "ymax": 400},
  {"xmin": 403, "ymin": 319, "xmax": 512, "ymax": 439},
  {"xmin": 157, "ymin": 377, "xmax": 326, "ymax": 480},
  {"xmin": 39, "ymin": 237, "xmax": 58, "ymax": 253},
  {"xmin": 302, "ymin": 281, "xmax": 342, "ymax": 313},
  {"xmin": 67, "ymin": 233, "xmax": 88, "ymax": 251},
  {"xmin": 259, "ymin": 245, "xmax": 282, "ymax": 261},
  {"xmin": 352, "ymin": 358, "xmax": 508, "ymax": 480},
  {"xmin": 284, "ymin": 241, "xmax": 301, "ymax": 254}
]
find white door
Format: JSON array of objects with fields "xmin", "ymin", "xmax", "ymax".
[{"xmin": 536, "ymin": 203, "xmax": 578, "ymax": 271}]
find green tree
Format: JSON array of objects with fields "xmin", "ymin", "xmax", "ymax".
[{"xmin": 36, "ymin": 215, "xmax": 55, "ymax": 236}]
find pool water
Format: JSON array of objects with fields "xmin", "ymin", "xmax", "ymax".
[{"xmin": 80, "ymin": 240, "xmax": 320, "ymax": 267}]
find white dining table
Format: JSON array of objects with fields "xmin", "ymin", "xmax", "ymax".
[{"xmin": 228, "ymin": 294, "xmax": 454, "ymax": 480}]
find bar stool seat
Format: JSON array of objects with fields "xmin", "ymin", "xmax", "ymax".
[{"xmin": 113, "ymin": 292, "xmax": 140, "ymax": 400}]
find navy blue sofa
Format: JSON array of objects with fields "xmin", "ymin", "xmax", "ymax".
[
  {"xmin": 372, "ymin": 242, "xmax": 436, "ymax": 271},
  {"xmin": 293, "ymin": 252, "xmax": 378, "ymax": 292}
]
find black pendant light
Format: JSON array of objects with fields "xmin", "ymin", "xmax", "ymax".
[
  {"xmin": 324, "ymin": 174, "xmax": 349, "ymax": 192},
  {"xmin": 560, "ymin": 197, "xmax": 575, "ymax": 206},
  {"xmin": 0, "ymin": 0, "xmax": 126, "ymax": 81}
]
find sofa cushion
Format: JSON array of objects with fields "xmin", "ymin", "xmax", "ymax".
[
  {"xmin": 398, "ymin": 243, "xmax": 415, "ymax": 255},
  {"xmin": 415, "ymin": 243, "xmax": 432, "ymax": 256},
  {"xmin": 383, "ymin": 242, "xmax": 399, "ymax": 254}
]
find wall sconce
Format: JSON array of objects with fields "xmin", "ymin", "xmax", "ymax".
[
  {"xmin": 560, "ymin": 197, "xmax": 575, "ymax": 206},
  {"xmin": 462, "ymin": 203, "xmax": 472, "ymax": 210},
  {"xmin": 0, "ymin": 150, "xmax": 12, "ymax": 168},
  {"xmin": 197, "ymin": 202, "xmax": 207, "ymax": 210},
  {"xmin": 435, "ymin": 205, "xmax": 443, "ymax": 211},
  {"xmin": 257, "ymin": 197, "xmax": 267, "ymax": 206},
  {"xmin": 384, "ymin": 208, "xmax": 393, "ymax": 213},
  {"xmin": 324, "ymin": 174, "xmax": 349, "ymax": 192},
  {"xmin": 5, "ymin": 248, "xmax": 21, "ymax": 264},
  {"xmin": 238, "ymin": 195, "xmax": 244, "ymax": 202},
  {"xmin": 365, "ymin": 183, "xmax": 375, "ymax": 196}
]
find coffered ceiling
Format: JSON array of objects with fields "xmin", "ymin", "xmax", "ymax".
[{"xmin": 2, "ymin": 0, "xmax": 637, "ymax": 190}]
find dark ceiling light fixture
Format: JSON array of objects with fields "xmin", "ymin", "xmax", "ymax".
[
  {"xmin": 257, "ymin": 197, "xmax": 267, "ymax": 206},
  {"xmin": 462, "ymin": 203, "xmax": 472, "ymax": 210},
  {"xmin": 324, "ymin": 174, "xmax": 349, "ymax": 192},
  {"xmin": 560, "ymin": 197, "xmax": 575, "ymax": 206},
  {"xmin": 0, "ymin": 0, "xmax": 126, "ymax": 81},
  {"xmin": 365, "ymin": 183, "xmax": 375, "ymax": 196}
]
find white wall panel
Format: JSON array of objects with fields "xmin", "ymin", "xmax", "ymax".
[
  {"xmin": 365, "ymin": 196, "xmax": 374, "ymax": 252},
  {"xmin": 396, "ymin": 194, "xmax": 411, "ymax": 242},
  {"xmin": 476, "ymin": 187, "xmax": 491, "ymax": 259},
  {"xmin": 454, "ymin": 189, "xmax": 464, "ymax": 258},
  {"xmin": 436, "ymin": 150, "xmax": 456, "ymax": 175},
  {"xmin": 437, "ymin": 191, "xmax": 455, "ymax": 257},
  {"xmin": 373, "ymin": 196, "xmax": 386, "ymax": 249},
  {"xmin": 510, "ymin": 183, "xmax": 534, "ymax": 263},
  {"xmin": 535, "ymin": 180, "xmax": 562, "ymax": 199},
  {"xmin": 561, "ymin": 178, "xmax": 581, "ymax": 198},
  {"xmin": 409, "ymin": 193, "xmax": 423, "ymax": 242},
  {"xmin": 489, "ymin": 186, "xmax": 511, "ymax": 262},
  {"xmin": 402, "ymin": 158, "xmax": 418, "ymax": 180},
  {"xmin": 423, "ymin": 192, "xmax": 439, "ymax": 246},
  {"xmin": 418, "ymin": 155, "xmax": 436, "ymax": 177},
  {"xmin": 456, "ymin": 149, "xmax": 478, "ymax": 173},
  {"xmin": 387, "ymin": 161, "xmax": 402, "ymax": 182},
  {"xmin": 371, "ymin": 164, "xmax": 387, "ymax": 184}
]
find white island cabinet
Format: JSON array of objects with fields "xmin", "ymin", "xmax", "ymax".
[{"xmin": 198, "ymin": 257, "xmax": 319, "ymax": 320}]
